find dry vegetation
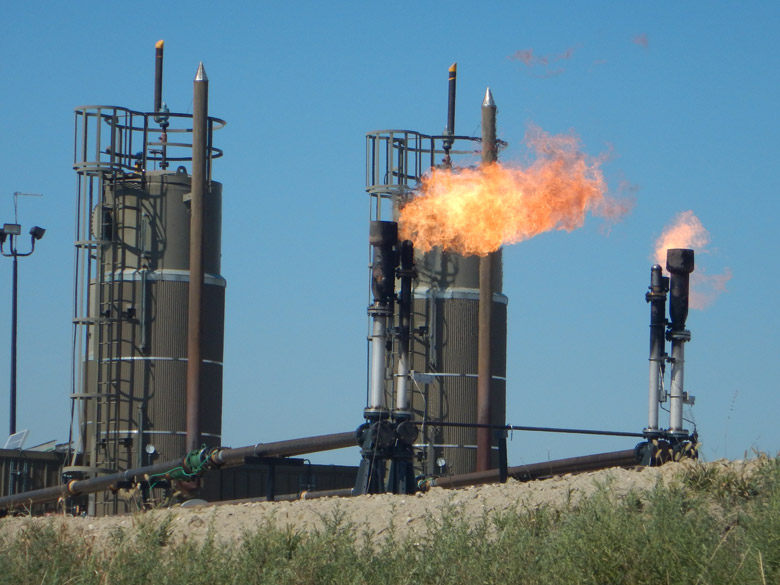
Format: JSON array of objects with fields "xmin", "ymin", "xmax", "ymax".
[{"xmin": 1, "ymin": 456, "xmax": 778, "ymax": 584}]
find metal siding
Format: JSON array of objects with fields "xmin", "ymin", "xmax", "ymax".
[
  {"xmin": 76, "ymin": 172, "xmax": 225, "ymax": 515},
  {"xmin": 410, "ymin": 294, "xmax": 507, "ymax": 476},
  {"xmin": 112, "ymin": 172, "xmax": 222, "ymax": 275},
  {"xmin": 203, "ymin": 464, "xmax": 359, "ymax": 502},
  {"xmin": 83, "ymin": 280, "xmax": 225, "ymax": 470},
  {"xmin": 0, "ymin": 450, "xmax": 63, "ymax": 514}
]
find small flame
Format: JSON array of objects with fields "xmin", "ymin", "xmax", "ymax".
[
  {"xmin": 654, "ymin": 210, "xmax": 731, "ymax": 309},
  {"xmin": 653, "ymin": 210, "xmax": 709, "ymax": 266},
  {"xmin": 398, "ymin": 127, "xmax": 629, "ymax": 256}
]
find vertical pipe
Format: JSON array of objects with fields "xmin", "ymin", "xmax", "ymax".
[
  {"xmin": 395, "ymin": 240, "xmax": 414, "ymax": 415},
  {"xmin": 368, "ymin": 317, "xmax": 387, "ymax": 410},
  {"xmin": 447, "ymin": 63, "xmax": 457, "ymax": 138},
  {"xmin": 154, "ymin": 40, "xmax": 164, "ymax": 114},
  {"xmin": 139, "ymin": 213, "xmax": 150, "ymax": 353},
  {"xmin": 477, "ymin": 88, "xmax": 497, "ymax": 471},
  {"xmin": 668, "ymin": 340, "xmax": 686, "ymax": 432},
  {"xmin": 367, "ymin": 221, "xmax": 397, "ymax": 415},
  {"xmin": 645, "ymin": 265, "xmax": 667, "ymax": 433},
  {"xmin": 137, "ymin": 403, "xmax": 145, "ymax": 469},
  {"xmin": 9, "ymin": 251, "xmax": 18, "ymax": 436},
  {"xmin": 442, "ymin": 63, "xmax": 457, "ymax": 165},
  {"xmin": 186, "ymin": 62, "xmax": 208, "ymax": 452},
  {"xmin": 666, "ymin": 249, "xmax": 694, "ymax": 435}
]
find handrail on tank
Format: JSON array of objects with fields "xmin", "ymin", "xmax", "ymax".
[
  {"xmin": 365, "ymin": 130, "xmax": 482, "ymax": 195},
  {"xmin": 73, "ymin": 105, "xmax": 225, "ymax": 178}
]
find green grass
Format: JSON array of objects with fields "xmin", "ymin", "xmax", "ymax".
[{"xmin": 1, "ymin": 456, "xmax": 779, "ymax": 585}]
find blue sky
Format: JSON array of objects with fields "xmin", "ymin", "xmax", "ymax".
[{"xmin": 1, "ymin": 2, "xmax": 778, "ymax": 467}]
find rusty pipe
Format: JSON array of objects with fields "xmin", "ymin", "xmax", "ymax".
[
  {"xmin": 0, "ymin": 458, "xmax": 187, "ymax": 512},
  {"xmin": 432, "ymin": 449, "xmax": 640, "ymax": 489},
  {"xmin": 0, "ymin": 431, "xmax": 357, "ymax": 513},
  {"xmin": 477, "ymin": 87, "xmax": 498, "ymax": 471},
  {"xmin": 210, "ymin": 431, "xmax": 356, "ymax": 466},
  {"xmin": 186, "ymin": 62, "xmax": 208, "ymax": 452}
]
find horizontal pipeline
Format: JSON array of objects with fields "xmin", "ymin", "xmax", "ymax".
[
  {"xmin": 426, "ymin": 421, "xmax": 645, "ymax": 439},
  {"xmin": 429, "ymin": 449, "xmax": 640, "ymax": 490},
  {"xmin": 191, "ymin": 450, "xmax": 642, "ymax": 507},
  {"xmin": 0, "ymin": 431, "xmax": 356, "ymax": 513}
]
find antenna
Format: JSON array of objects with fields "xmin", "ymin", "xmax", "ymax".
[{"xmin": 12, "ymin": 192, "xmax": 42, "ymax": 223}]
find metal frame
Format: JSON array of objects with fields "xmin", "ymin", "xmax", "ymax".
[{"xmin": 68, "ymin": 106, "xmax": 224, "ymax": 514}]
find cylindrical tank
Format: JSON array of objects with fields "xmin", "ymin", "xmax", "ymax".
[
  {"xmin": 410, "ymin": 249, "xmax": 507, "ymax": 476},
  {"xmin": 81, "ymin": 170, "xmax": 225, "ymax": 513},
  {"xmin": 364, "ymin": 130, "xmax": 508, "ymax": 477},
  {"xmin": 70, "ymin": 104, "xmax": 226, "ymax": 515}
]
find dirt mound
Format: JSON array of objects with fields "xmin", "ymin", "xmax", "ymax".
[{"xmin": 1, "ymin": 459, "xmax": 760, "ymax": 545}]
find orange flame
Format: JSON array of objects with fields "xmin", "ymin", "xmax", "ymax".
[
  {"xmin": 654, "ymin": 210, "xmax": 732, "ymax": 309},
  {"xmin": 398, "ymin": 128, "xmax": 629, "ymax": 256},
  {"xmin": 653, "ymin": 210, "xmax": 710, "ymax": 266}
]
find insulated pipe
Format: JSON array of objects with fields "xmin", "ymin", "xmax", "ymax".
[
  {"xmin": 367, "ymin": 221, "xmax": 398, "ymax": 413},
  {"xmin": 154, "ymin": 40, "xmax": 164, "ymax": 114},
  {"xmin": 431, "ymin": 449, "xmax": 640, "ymax": 489},
  {"xmin": 186, "ymin": 62, "xmax": 208, "ymax": 452},
  {"xmin": 368, "ymin": 317, "xmax": 388, "ymax": 410},
  {"xmin": 645, "ymin": 265, "xmax": 668, "ymax": 433},
  {"xmin": 0, "ymin": 431, "xmax": 357, "ymax": 512},
  {"xmin": 394, "ymin": 240, "xmax": 414, "ymax": 415},
  {"xmin": 668, "ymin": 340, "xmax": 687, "ymax": 433},
  {"xmin": 666, "ymin": 249, "xmax": 694, "ymax": 435},
  {"xmin": 477, "ymin": 88, "xmax": 497, "ymax": 471}
]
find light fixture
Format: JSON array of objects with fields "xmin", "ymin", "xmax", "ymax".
[
  {"xmin": 2, "ymin": 194, "xmax": 44, "ymax": 437},
  {"xmin": 3, "ymin": 223, "xmax": 21, "ymax": 236}
]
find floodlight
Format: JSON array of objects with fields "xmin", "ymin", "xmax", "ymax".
[
  {"xmin": 29, "ymin": 226, "xmax": 45, "ymax": 240},
  {"xmin": 3, "ymin": 223, "xmax": 21, "ymax": 236}
]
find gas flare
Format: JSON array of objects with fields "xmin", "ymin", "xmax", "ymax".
[
  {"xmin": 654, "ymin": 210, "xmax": 709, "ymax": 266},
  {"xmin": 398, "ymin": 127, "xmax": 628, "ymax": 256},
  {"xmin": 654, "ymin": 210, "xmax": 731, "ymax": 309}
]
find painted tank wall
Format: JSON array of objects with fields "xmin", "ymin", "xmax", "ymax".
[
  {"xmin": 409, "ymin": 248, "xmax": 507, "ymax": 476},
  {"xmin": 81, "ymin": 170, "xmax": 225, "ymax": 514}
]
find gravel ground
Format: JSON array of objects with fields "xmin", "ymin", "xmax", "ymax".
[{"xmin": 4, "ymin": 458, "xmax": 741, "ymax": 546}]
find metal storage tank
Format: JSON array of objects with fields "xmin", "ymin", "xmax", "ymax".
[
  {"xmin": 364, "ymin": 130, "xmax": 508, "ymax": 476},
  {"xmin": 67, "ymin": 106, "xmax": 225, "ymax": 515},
  {"xmin": 412, "ymin": 249, "xmax": 507, "ymax": 475}
]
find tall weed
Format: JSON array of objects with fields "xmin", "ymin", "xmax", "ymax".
[{"xmin": 0, "ymin": 456, "xmax": 778, "ymax": 585}]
